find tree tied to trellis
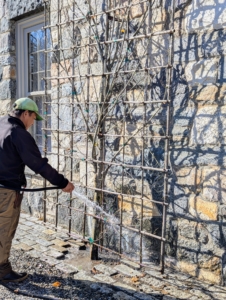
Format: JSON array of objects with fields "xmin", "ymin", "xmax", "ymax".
[{"xmin": 45, "ymin": 0, "xmax": 170, "ymax": 260}]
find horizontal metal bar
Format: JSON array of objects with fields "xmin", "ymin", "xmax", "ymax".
[
  {"xmin": 43, "ymin": 27, "xmax": 171, "ymax": 51},
  {"xmin": 42, "ymin": 65, "xmax": 170, "ymax": 81},
  {"xmin": 72, "ymin": 183, "xmax": 168, "ymax": 206},
  {"xmin": 42, "ymin": 151, "xmax": 167, "ymax": 172},
  {"xmin": 44, "ymin": 100, "xmax": 170, "ymax": 105},
  {"xmin": 123, "ymin": 100, "xmax": 170, "ymax": 104},
  {"xmin": 90, "ymin": 158, "xmax": 167, "ymax": 172},
  {"xmin": 89, "ymin": 30, "xmax": 173, "ymax": 47},
  {"xmin": 41, "ymin": 128, "xmax": 170, "ymax": 139},
  {"xmin": 43, "ymin": 190, "xmax": 167, "ymax": 209},
  {"xmin": 28, "ymin": 90, "xmax": 51, "ymax": 96}
]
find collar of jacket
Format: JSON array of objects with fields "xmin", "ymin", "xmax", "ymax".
[{"xmin": 8, "ymin": 115, "xmax": 26, "ymax": 130}]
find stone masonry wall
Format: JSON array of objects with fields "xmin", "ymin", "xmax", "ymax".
[
  {"xmin": 166, "ymin": 0, "xmax": 226, "ymax": 285},
  {"xmin": 0, "ymin": 0, "xmax": 226, "ymax": 285}
]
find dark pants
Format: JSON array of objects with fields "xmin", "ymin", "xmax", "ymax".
[{"xmin": 0, "ymin": 188, "xmax": 22, "ymax": 279}]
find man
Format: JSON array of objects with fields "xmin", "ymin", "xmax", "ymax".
[{"xmin": 0, "ymin": 97, "xmax": 74, "ymax": 283}]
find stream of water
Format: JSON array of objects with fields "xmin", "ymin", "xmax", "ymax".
[
  {"xmin": 72, "ymin": 190, "xmax": 120, "ymax": 232},
  {"xmin": 71, "ymin": 190, "xmax": 144, "ymax": 259}
]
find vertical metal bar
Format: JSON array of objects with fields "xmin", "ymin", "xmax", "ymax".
[
  {"xmin": 100, "ymin": 0, "xmax": 109, "ymax": 250},
  {"xmin": 43, "ymin": 0, "xmax": 48, "ymax": 223},
  {"xmin": 160, "ymin": 0, "xmax": 175, "ymax": 274},
  {"xmin": 139, "ymin": 0, "xmax": 150, "ymax": 265},
  {"xmin": 119, "ymin": 1, "xmax": 126, "ymax": 254},
  {"xmin": 55, "ymin": 0, "xmax": 60, "ymax": 231},
  {"xmin": 69, "ymin": 0, "xmax": 75, "ymax": 235},
  {"xmin": 83, "ymin": 19, "xmax": 91, "ymax": 239}
]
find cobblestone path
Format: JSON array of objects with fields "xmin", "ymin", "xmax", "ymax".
[{"xmin": 0, "ymin": 212, "xmax": 225, "ymax": 300}]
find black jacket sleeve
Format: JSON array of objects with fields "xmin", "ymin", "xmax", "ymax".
[{"xmin": 12, "ymin": 127, "xmax": 68, "ymax": 189}]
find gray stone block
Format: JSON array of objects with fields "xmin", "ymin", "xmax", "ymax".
[
  {"xmin": 199, "ymin": 29, "xmax": 226, "ymax": 58},
  {"xmin": 0, "ymin": 31, "xmax": 15, "ymax": 54},
  {"xmin": 114, "ymin": 264, "xmax": 142, "ymax": 277},
  {"xmin": 22, "ymin": 238, "xmax": 37, "ymax": 247},
  {"xmin": 94, "ymin": 274, "xmax": 116, "ymax": 284},
  {"xmin": 0, "ymin": 54, "xmax": 16, "ymax": 66},
  {"xmin": 174, "ymin": 33, "xmax": 198, "ymax": 63},
  {"xmin": 73, "ymin": 271, "xmax": 96, "ymax": 282},
  {"xmin": 0, "ymin": 17, "xmax": 15, "ymax": 33},
  {"xmin": 23, "ymin": 221, "xmax": 36, "ymax": 227},
  {"xmin": 33, "ymin": 244, "xmax": 49, "ymax": 253},
  {"xmin": 55, "ymin": 262, "xmax": 78, "ymax": 274},
  {"xmin": 173, "ymin": 105, "xmax": 196, "ymax": 127},
  {"xmin": 37, "ymin": 239, "xmax": 54, "ymax": 247},
  {"xmin": 140, "ymin": 276, "xmax": 165, "ymax": 289},
  {"xmin": 12, "ymin": 243, "xmax": 33, "ymax": 251},
  {"xmin": 0, "ymin": 79, "xmax": 16, "ymax": 100},
  {"xmin": 8, "ymin": 0, "xmax": 44, "ymax": 19},
  {"xmin": 94, "ymin": 264, "xmax": 118, "ymax": 276},
  {"xmin": 49, "ymin": 244, "xmax": 68, "ymax": 253},
  {"xmin": 120, "ymin": 259, "xmax": 141, "ymax": 270}
]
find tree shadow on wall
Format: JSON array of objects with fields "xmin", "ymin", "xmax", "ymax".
[{"xmin": 166, "ymin": 0, "xmax": 226, "ymax": 285}]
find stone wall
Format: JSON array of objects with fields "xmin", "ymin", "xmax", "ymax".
[
  {"xmin": 165, "ymin": 0, "xmax": 226, "ymax": 285},
  {"xmin": 0, "ymin": 0, "xmax": 226, "ymax": 285}
]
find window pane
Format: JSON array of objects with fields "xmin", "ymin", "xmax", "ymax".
[
  {"xmin": 31, "ymin": 73, "xmax": 38, "ymax": 91},
  {"xmin": 47, "ymin": 104, "xmax": 51, "ymax": 115},
  {"xmin": 39, "ymin": 72, "xmax": 45, "ymax": 91},
  {"xmin": 30, "ymin": 53, "xmax": 37, "ymax": 73},
  {"xmin": 36, "ymin": 120, "xmax": 42, "ymax": 135},
  {"xmin": 31, "ymin": 96, "xmax": 51, "ymax": 155},
  {"xmin": 29, "ymin": 32, "xmax": 38, "ymax": 52},
  {"xmin": 28, "ymin": 28, "xmax": 47, "ymax": 92},
  {"xmin": 40, "ymin": 51, "xmax": 45, "ymax": 71},
  {"xmin": 37, "ymin": 30, "xmax": 45, "ymax": 51},
  {"xmin": 35, "ymin": 96, "xmax": 43, "ymax": 114},
  {"xmin": 46, "ymin": 28, "xmax": 51, "ymax": 50}
]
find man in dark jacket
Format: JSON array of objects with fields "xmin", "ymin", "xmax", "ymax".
[{"xmin": 0, "ymin": 97, "xmax": 74, "ymax": 283}]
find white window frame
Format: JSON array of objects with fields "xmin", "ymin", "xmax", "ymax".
[
  {"xmin": 16, "ymin": 14, "xmax": 51, "ymax": 155},
  {"xmin": 16, "ymin": 14, "xmax": 51, "ymax": 98}
]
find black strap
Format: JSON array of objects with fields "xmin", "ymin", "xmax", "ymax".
[{"xmin": 0, "ymin": 185, "xmax": 60, "ymax": 192}]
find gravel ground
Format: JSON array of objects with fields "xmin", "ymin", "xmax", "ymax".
[
  {"xmin": 0, "ymin": 249, "xmax": 110, "ymax": 300},
  {"xmin": 0, "ymin": 249, "xmax": 155, "ymax": 300},
  {"xmin": 2, "ymin": 248, "xmax": 226, "ymax": 300}
]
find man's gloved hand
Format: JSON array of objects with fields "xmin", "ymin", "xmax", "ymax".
[{"xmin": 62, "ymin": 181, "xmax": 75, "ymax": 193}]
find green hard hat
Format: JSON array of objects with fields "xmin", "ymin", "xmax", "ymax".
[{"xmin": 13, "ymin": 97, "xmax": 43, "ymax": 121}]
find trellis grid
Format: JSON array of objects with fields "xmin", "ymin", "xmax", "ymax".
[{"xmin": 42, "ymin": 0, "xmax": 175, "ymax": 273}]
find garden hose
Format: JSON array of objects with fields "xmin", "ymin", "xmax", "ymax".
[{"xmin": 0, "ymin": 185, "xmax": 60, "ymax": 192}]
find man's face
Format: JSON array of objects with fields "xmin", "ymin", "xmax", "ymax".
[{"xmin": 22, "ymin": 111, "xmax": 37, "ymax": 129}]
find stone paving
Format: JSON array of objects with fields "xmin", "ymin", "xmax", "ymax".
[{"xmin": 11, "ymin": 213, "xmax": 226, "ymax": 300}]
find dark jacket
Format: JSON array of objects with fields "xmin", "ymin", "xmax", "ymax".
[{"xmin": 0, "ymin": 115, "xmax": 68, "ymax": 189}]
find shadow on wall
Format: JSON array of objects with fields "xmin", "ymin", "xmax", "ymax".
[{"xmin": 165, "ymin": 0, "xmax": 226, "ymax": 285}]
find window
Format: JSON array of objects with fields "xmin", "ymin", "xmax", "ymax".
[{"xmin": 16, "ymin": 14, "xmax": 51, "ymax": 154}]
